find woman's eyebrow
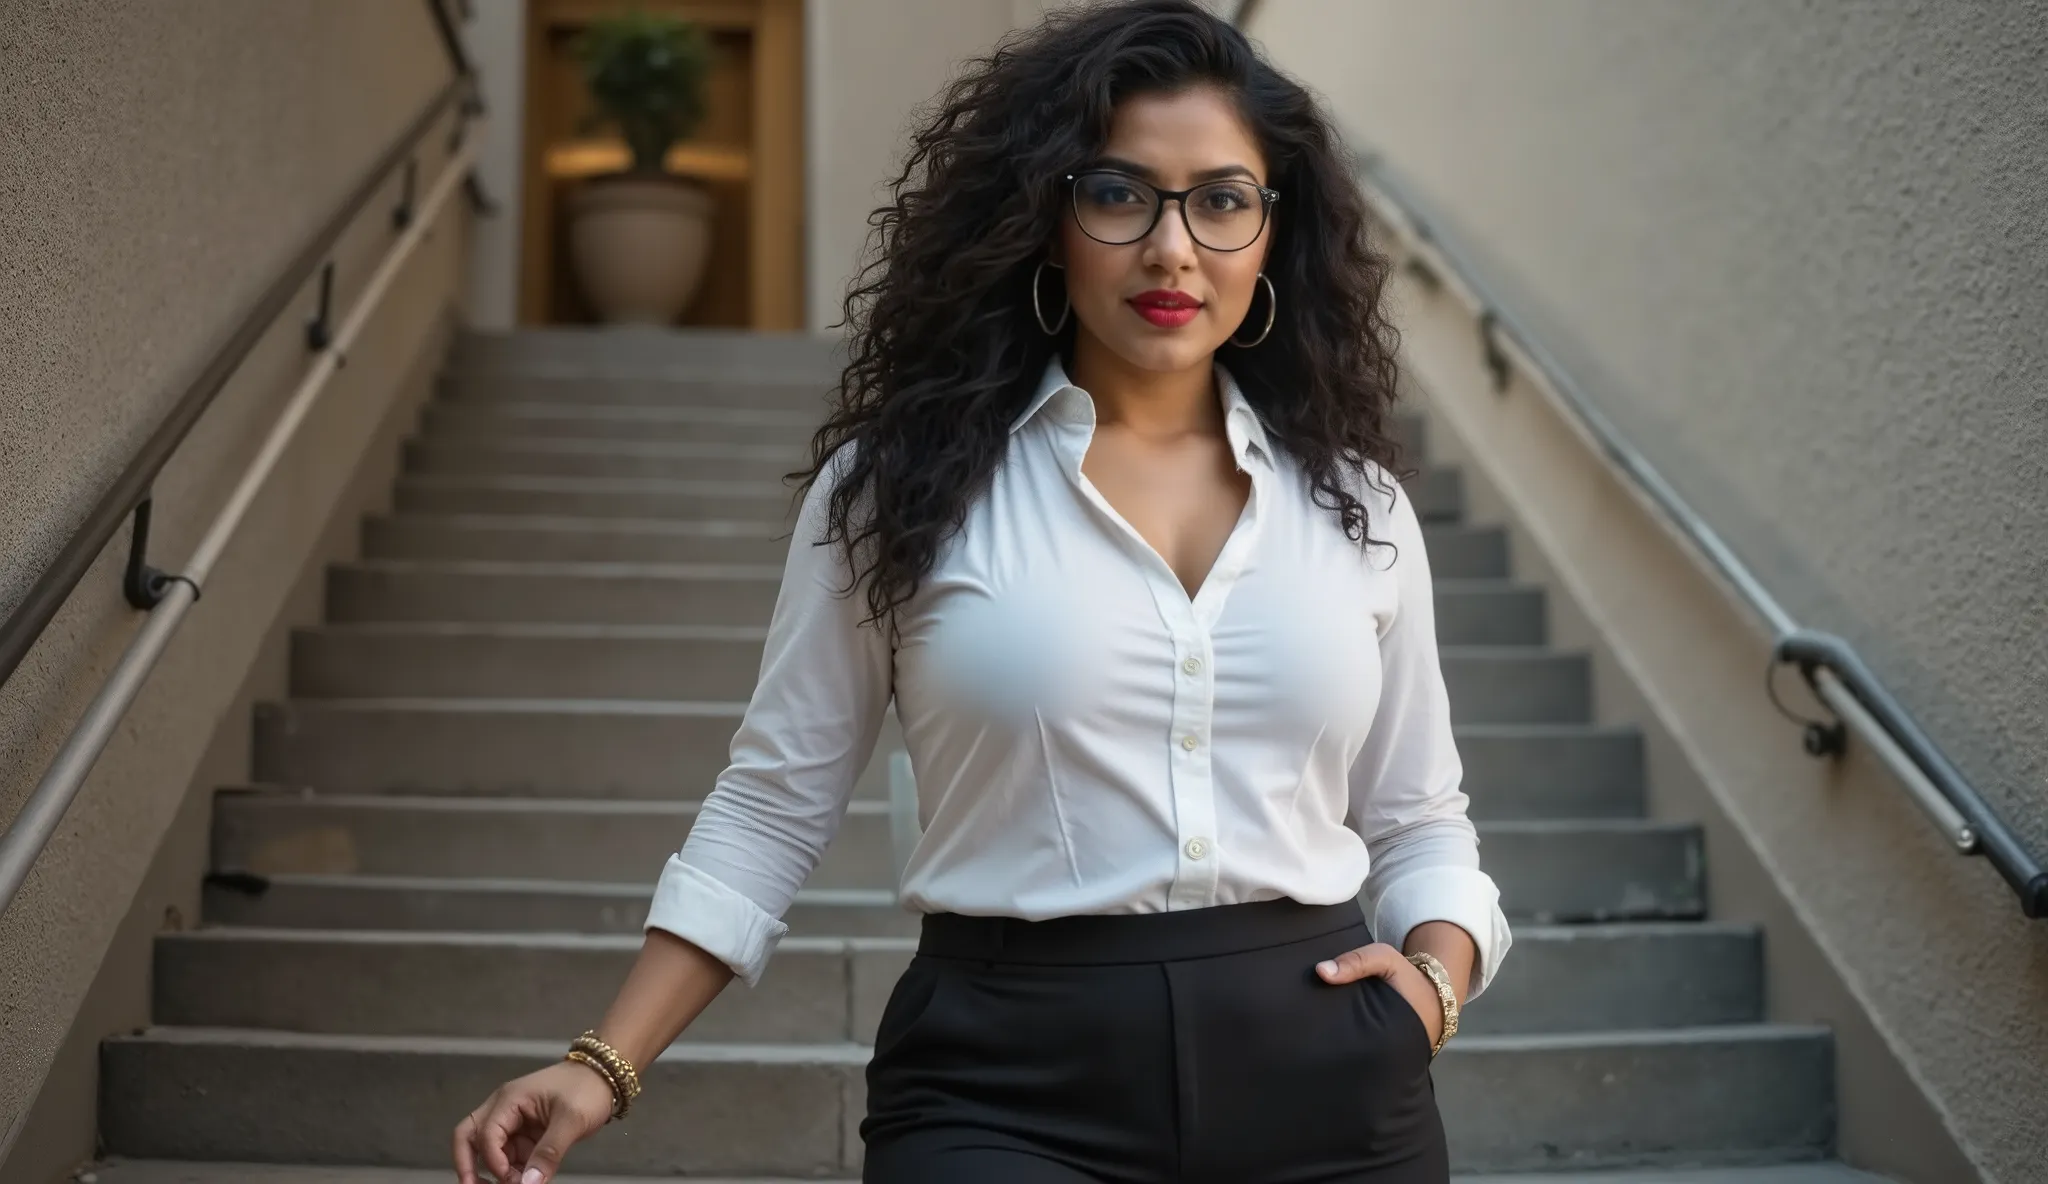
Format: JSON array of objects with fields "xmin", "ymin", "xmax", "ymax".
[{"xmin": 1086, "ymin": 155, "xmax": 1260, "ymax": 184}]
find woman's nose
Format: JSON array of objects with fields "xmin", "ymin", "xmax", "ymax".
[{"xmin": 1142, "ymin": 199, "xmax": 1199, "ymax": 266}]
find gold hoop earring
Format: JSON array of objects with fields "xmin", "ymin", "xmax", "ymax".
[
  {"xmin": 1229, "ymin": 272, "xmax": 1276, "ymax": 348},
  {"xmin": 1033, "ymin": 260, "xmax": 1071, "ymax": 335}
]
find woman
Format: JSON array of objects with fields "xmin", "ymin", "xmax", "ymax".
[{"xmin": 453, "ymin": 2, "xmax": 1510, "ymax": 1181}]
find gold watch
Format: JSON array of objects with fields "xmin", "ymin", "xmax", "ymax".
[{"xmin": 1405, "ymin": 951, "xmax": 1460, "ymax": 1058}]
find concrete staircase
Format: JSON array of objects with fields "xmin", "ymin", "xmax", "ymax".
[{"xmin": 89, "ymin": 329, "xmax": 1887, "ymax": 1183}]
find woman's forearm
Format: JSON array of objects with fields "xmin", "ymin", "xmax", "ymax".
[
  {"xmin": 1403, "ymin": 919, "xmax": 1479, "ymax": 1005},
  {"xmin": 590, "ymin": 929, "xmax": 737, "ymax": 1070}
]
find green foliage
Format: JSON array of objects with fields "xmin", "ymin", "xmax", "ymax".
[{"xmin": 573, "ymin": 10, "xmax": 713, "ymax": 175}]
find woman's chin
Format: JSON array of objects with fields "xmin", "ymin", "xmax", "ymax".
[{"xmin": 1091, "ymin": 331, "xmax": 1224, "ymax": 376}]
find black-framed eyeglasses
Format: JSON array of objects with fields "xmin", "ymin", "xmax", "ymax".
[{"xmin": 1063, "ymin": 169, "xmax": 1279, "ymax": 253}]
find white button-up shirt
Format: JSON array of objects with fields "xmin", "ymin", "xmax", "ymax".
[{"xmin": 647, "ymin": 357, "xmax": 1512, "ymax": 997}]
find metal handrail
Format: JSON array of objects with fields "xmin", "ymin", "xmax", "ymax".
[
  {"xmin": 1347, "ymin": 148, "xmax": 2045, "ymax": 920},
  {"xmin": 0, "ymin": 79, "xmax": 464, "ymax": 693},
  {"xmin": 1231, "ymin": 0, "xmax": 2041, "ymax": 915},
  {"xmin": 425, "ymin": 0, "xmax": 484, "ymax": 116},
  {"xmin": 422, "ymin": 0, "xmax": 500, "ymax": 216},
  {"xmin": 0, "ymin": 91, "xmax": 479, "ymax": 917}
]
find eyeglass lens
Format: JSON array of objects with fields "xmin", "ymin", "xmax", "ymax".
[{"xmin": 1072, "ymin": 173, "xmax": 1267, "ymax": 251}]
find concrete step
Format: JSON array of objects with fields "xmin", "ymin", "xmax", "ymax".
[
  {"xmin": 1466, "ymin": 1163, "xmax": 1892, "ymax": 1171},
  {"xmin": 100, "ymin": 1025, "xmax": 1833, "ymax": 1174},
  {"xmin": 249, "ymin": 694, "xmax": 1627, "ymax": 810},
  {"xmin": 1435, "ymin": 1025, "xmax": 1835, "ymax": 1172},
  {"xmin": 219, "ymin": 785, "xmax": 1630, "ymax": 894},
  {"xmin": 1410, "ymin": 466, "xmax": 1463, "ymax": 522},
  {"xmin": 1425, "ymin": 522, "xmax": 1509, "ymax": 580},
  {"xmin": 419, "ymin": 396, "xmax": 1429, "ymax": 455},
  {"xmin": 289, "ymin": 625, "xmax": 1583, "ymax": 724},
  {"xmin": 421, "ymin": 398, "xmax": 821, "ymax": 445},
  {"xmin": 1435, "ymin": 579, "xmax": 1546, "ymax": 646},
  {"xmin": 288, "ymin": 622, "xmax": 773, "ymax": 701},
  {"xmin": 1442, "ymin": 649, "xmax": 1589, "ymax": 724},
  {"xmin": 250, "ymin": 698, "xmax": 903, "ymax": 798},
  {"xmin": 448, "ymin": 325, "xmax": 845, "ymax": 377},
  {"xmin": 157, "ymin": 922, "xmax": 1757, "ymax": 1041},
  {"xmin": 440, "ymin": 374, "xmax": 835, "ymax": 411},
  {"xmin": 324, "ymin": 559, "xmax": 1534, "ymax": 642},
  {"xmin": 393, "ymin": 474, "xmax": 798, "ymax": 520},
  {"xmin": 387, "ymin": 468, "xmax": 1466, "ymax": 526},
  {"xmin": 99, "ymin": 1028, "xmax": 866, "ymax": 1177},
  {"xmin": 1465, "ymin": 921, "xmax": 1758, "ymax": 1032},
  {"xmin": 213, "ymin": 778, "xmax": 1693, "ymax": 925},
  {"xmin": 153, "ymin": 931, "xmax": 911, "ymax": 1043},
  {"xmin": 252, "ymin": 697, "xmax": 751, "ymax": 794},
  {"xmin": 203, "ymin": 875, "xmax": 914, "ymax": 937},
  {"xmin": 84, "ymin": 1162, "xmax": 1893, "ymax": 1184},
  {"xmin": 403, "ymin": 437, "xmax": 803, "ymax": 482},
  {"xmin": 357, "ymin": 512, "xmax": 1508, "ymax": 578},
  {"xmin": 209, "ymin": 792, "xmax": 895, "ymax": 884},
  {"xmin": 92, "ymin": 1163, "xmax": 858, "ymax": 1184},
  {"xmin": 398, "ymin": 439, "xmax": 1482, "ymax": 492},
  {"xmin": 1456, "ymin": 723, "xmax": 1643, "ymax": 810},
  {"xmin": 325, "ymin": 560, "xmax": 785, "ymax": 626},
  {"xmin": 1484, "ymin": 819, "xmax": 1704, "ymax": 922},
  {"xmin": 1467, "ymin": 779, "xmax": 1643, "ymax": 821},
  {"xmin": 362, "ymin": 513, "xmax": 792, "ymax": 566}
]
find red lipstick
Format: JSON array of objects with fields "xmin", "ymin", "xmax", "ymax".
[{"xmin": 1129, "ymin": 289, "xmax": 1203, "ymax": 328}]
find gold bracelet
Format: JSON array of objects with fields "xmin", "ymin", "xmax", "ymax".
[
  {"xmin": 1405, "ymin": 952, "xmax": 1460, "ymax": 1058},
  {"xmin": 570, "ymin": 1031, "xmax": 643, "ymax": 1108},
  {"xmin": 563, "ymin": 1049, "xmax": 631, "ymax": 1121}
]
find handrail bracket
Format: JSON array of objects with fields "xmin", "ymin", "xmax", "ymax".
[{"xmin": 120, "ymin": 497, "xmax": 195, "ymax": 611}]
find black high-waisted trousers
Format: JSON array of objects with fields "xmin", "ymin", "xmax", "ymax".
[{"xmin": 860, "ymin": 897, "xmax": 1449, "ymax": 1183}]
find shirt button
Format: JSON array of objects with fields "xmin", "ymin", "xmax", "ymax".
[
  {"xmin": 1185, "ymin": 837, "xmax": 1210, "ymax": 860},
  {"xmin": 1180, "ymin": 734, "xmax": 1200, "ymax": 751},
  {"xmin": 1182, "ymin": 656, "xmax": 1202, "ymax": 676}
]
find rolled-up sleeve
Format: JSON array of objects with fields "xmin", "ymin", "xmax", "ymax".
[
  {"xmin": 645, "ymin": 448, "xmax": 894, "ymax": 986},
  {"xmin": 1348, "ymin": 473, "xmax": 1513, "ymax": 1000}
]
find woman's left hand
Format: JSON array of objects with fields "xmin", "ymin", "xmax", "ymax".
[{"xmin": 1315, "ymin": 943, "xmax": 1442, "ymax": 1046}]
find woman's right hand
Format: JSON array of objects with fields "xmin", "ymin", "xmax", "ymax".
[{"xmin": 452, "ymin": 1058, "xmax": 615, "ymax": 1184}]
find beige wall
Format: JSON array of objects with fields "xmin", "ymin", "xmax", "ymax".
[
  {"xmin": 459, "ymin": 0, "xmax": 530, "ymax": 331},
  {"xmin": 804, "ymin": 0, "xmax": 1016, "ymax": 332},
  {"xmin": 0, "ymin": 0, "xmax": 460, "ymax": 1174},
  {"xmin": 1243, "ymin": 0, "xmax": 2047, "ymax": 850},
  {"xmin": 1242, "ymin": 0, "xmax": 2047, "ymax": 1179},
  {"xmin": 1395, "ymin": 274, "xmax": 2027, "ymax": 1184}
]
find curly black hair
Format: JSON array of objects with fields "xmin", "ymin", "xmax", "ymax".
[{"xmin": 798, "ymin": 0, "xmax": 1408, "ymax": 633}]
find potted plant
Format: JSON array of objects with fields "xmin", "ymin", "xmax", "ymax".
[{"xmin": 567, "ymin": 11, "xmax": 717, "ymax": 324}]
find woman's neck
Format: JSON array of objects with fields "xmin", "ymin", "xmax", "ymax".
[{"xmin": 1067, "ymin": 334, "xmax": 1223, "ymax": 443}]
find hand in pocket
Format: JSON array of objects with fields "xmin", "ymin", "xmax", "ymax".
[{"xmin": 1313, "ymin": 941, "xmax": 1442, "ymax": 1047}]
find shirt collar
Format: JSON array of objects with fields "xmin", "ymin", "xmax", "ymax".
[{"xmin": 1009, "ymin": 355, "xmax": 1276, "ymax": 473}]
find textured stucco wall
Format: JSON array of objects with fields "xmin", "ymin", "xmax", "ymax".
[
  {"xmin": 0, "ymin": 0, "xmax": 454, "ymax": 1165},
  {"xmin": 1243, "ymin": 0, "xmax": 2047, "ymax": 1178},
  {"xmin": 1245, "ymin": 0, "xmax": 2047, "ymax": 849}
]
